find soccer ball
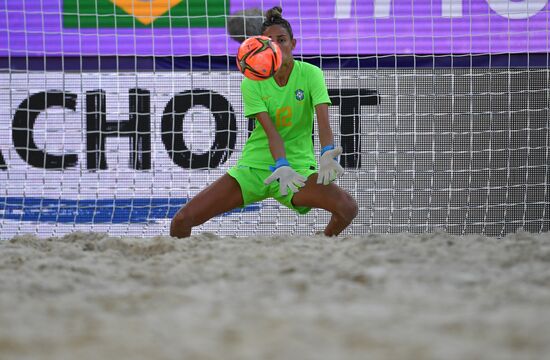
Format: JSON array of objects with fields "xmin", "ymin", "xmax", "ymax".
[{"xmin": 236, "ymin": 36, "xmax": 282, "ymax": 81}]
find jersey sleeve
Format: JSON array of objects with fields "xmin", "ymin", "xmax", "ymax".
[
  {"xmin": 309, "ymin": 66, "xmax": 332, "ymax": 107},
  {"xmin": 241, "ymin": 79, "xmax": 268, "ymax": 118}
]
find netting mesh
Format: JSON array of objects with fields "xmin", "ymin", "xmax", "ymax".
[{"xmin": 1, "ymin": 1, "xmax": 549, "ymax": 238}]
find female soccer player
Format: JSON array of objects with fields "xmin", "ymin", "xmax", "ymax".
[{"xmin": 170, "ymin": 6, "xmax": 358, "ymax": 238}]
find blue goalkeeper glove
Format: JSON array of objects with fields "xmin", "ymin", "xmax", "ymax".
[
  {"xmin": 317, "ymin": 145, "xmax": 344, "ymax": 185},
  {"xmin": 264, "ymin": 158, "xmax": 307, "ymax": 196}
]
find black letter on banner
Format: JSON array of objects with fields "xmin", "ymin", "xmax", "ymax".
[
  {"xmin": 247, "ymin": 117, "xmax": 256, "ymax": 139},
  {"xmin": 0, "ymin": 147, "xmax": 5, "ymax": 170},
  {"xmin": 328, "ymin": 89, "xmax": 379, "ymax": 169},
  {"xmin": 12, "ymin": 91, "xmax": 78, "ymax": 169},
  {"xmin": 161, "ymin": 89, "xmax": 237, "ymax": 169},
  {"xmin": 86, "ymin": 88, "xmax": 151, "ymax": 170}
]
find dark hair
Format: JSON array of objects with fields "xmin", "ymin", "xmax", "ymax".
[{"xmin": 261, "ymin": 6, "xmax": 293, "ymax": 39}]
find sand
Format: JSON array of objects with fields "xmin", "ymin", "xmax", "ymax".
[{"xmin": 1, "ymin": 230, "xmax": 549, "ymax": 360}]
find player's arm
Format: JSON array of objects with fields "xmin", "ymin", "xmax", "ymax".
[
  {"xmin": 254, "ymin": 111, "xmax": 306, "ymax": 195},
  {"xmin": 241, "ymin": 80, "xmax": 286, "ymax": 161},
  {"xmin": 254, "ymin": 111, "xmax": 286, "ymax": 161},
  {"xmin": 315, "ymin": 103, "xmax": 344, "ymax": 185},
  {"xmin": 315, "ymin": 103, "xmax": 334, "ymax": 148}
]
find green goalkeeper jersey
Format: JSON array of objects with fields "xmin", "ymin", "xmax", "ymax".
[{"xmin": 239, "ymin": 60, "xmax": 331, "ymax": 170}]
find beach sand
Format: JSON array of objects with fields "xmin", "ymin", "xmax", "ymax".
[{"xmin": 1, "ymin": 230, "xmax": 549, "ymax": 360}]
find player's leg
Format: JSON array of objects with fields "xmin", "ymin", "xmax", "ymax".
[
  {"xmin": 291, "ymin": 173, "xmax": 358, "ymax": 236},
  {"xmin": 170, "ymin": 174, "xmax": 244, "ymax": 238}
]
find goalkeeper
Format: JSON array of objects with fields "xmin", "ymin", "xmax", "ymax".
[{"xmin": 170, "ymin": 6, "xmax": 358, "ymax": 238}]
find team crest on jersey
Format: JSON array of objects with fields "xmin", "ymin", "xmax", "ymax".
[{"xmin": 295, "ymin": 89, "xmax": 304, "ymax": 101}]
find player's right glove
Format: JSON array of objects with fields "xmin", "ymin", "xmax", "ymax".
[
  {"xmin": 264, "ymin": 158, "xmax": 307, "ymax": 196},
  {"xmin": 317, "ymin": 145, "xmax": 344, "ymax": 185}
]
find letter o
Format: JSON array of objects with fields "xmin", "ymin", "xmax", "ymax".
[
  {"xmin": 161, "ymin": 89, "xmax": 237, "ymax": 169},
  {"xmin": 487, "ymin": 0, "xmax": 547, "ymax": 19}
]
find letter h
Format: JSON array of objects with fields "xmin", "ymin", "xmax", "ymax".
[{"xmin": 86, "ymin": 88, "xmax": 151, "ymax": 170}]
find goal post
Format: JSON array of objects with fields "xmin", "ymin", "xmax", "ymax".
[{"xmin": 0, "ymin": 1, "xmax": 549, "ymax": 239}]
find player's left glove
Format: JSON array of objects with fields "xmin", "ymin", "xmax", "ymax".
[{"xmin": 317, "ymin": 145, "xmax": 344, "ymax": 185}]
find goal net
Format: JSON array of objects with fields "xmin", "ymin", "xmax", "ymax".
[{"xmin": 1, "ymin": 1, "xmax": 549, "ymax": 239}]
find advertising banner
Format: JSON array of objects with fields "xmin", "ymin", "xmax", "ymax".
[
  {"xmin": 0, "ymin": 0, "xmax": 549, "ymax": 56},
  {"xmin": 1, "ymin": 69, "xmax": 548, "ymax": 239}
]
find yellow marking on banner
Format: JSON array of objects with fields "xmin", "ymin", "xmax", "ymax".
[{"xmin": 109, "ymin": 0, "xmax": 183, "ymax": 25}]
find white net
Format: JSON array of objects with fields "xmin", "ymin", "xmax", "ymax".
[{"xmin": 0, "ymin": 1, "xmax": 549, "ymax": 238}]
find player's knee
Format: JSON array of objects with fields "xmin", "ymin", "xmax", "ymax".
[
  {"xmin": 170, "ymin": 208, "xmax": 194, "ymax": 238},
  {"xmin": 176, "ymin": 208, "xmax": 196, "ymax": 226},
  {"xmin": 345, "ymin": 195, "xmax": 359, "ymax": 223},
  {"xmin": 336, "ymin": 192, "xmax": 358, "ymax": 223},
  {"xmin": 342, "ymin": 193, "xmax": 359, "ymax": 223}
]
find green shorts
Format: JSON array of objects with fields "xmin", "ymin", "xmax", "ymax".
[{"xmin": 227, "ymin": 165, "xmax": 317, "ymax": 214}]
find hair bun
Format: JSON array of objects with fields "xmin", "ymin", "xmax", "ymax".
[
  {"xmin": 260, "ymin": 6, "xmax": 293, "ymax": 40},
  {"xmin": 265, "ymin": 6, "xmax": 283, "ymax": 22}
]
